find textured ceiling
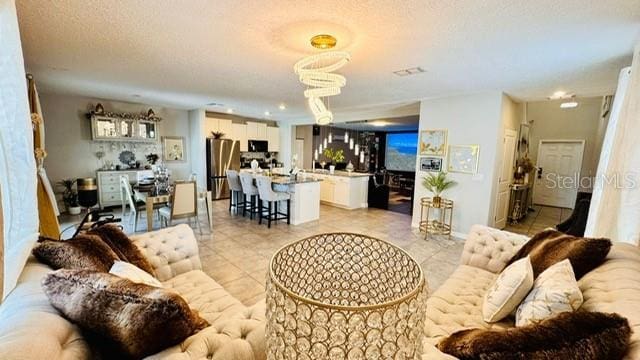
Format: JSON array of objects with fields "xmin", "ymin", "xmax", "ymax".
[{"xmin": 16, "ymin": 0, "xmax": 640, "ymax": 122}]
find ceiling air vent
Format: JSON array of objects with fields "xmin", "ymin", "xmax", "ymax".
[
  {"xmin": 206, "ymin": 102, "xmax": 224, "ymax": 107},
  {"xmin": 393, "ymin": 67, "xmax": 425, "ymax": 76}
]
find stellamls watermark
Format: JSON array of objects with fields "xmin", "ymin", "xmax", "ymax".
[{"xmin": 542, "ymin": 173, "xmax": 639, "ymax": 189}]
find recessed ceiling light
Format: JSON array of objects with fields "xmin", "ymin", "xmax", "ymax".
[
  {"xmin": 226, "ymin": 108, "xmax": 233, "ymax": 114},
  {"xmin": 278, "ymin": 104, "xmax": 286, "ymax": 111},
  {"xmin": 264, "ymin": 111, "xmax": 271, "ymax": 116},
  {"xmin": 393, "ymin": 67, "xmax": 425, "ymax": 76},
  {"xmin": 548, "ymin": 91, "xmax": 575, "ymax": 100},
  {"xmin": 560, "ymin": 101, "xmax": 578, "ymax": 109}
]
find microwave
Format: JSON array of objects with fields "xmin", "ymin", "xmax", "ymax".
[{"xmin": 248, "ymin": 140, "xmax": 268, "ymax": 152}]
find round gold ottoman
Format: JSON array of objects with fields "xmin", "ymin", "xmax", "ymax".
[{"xmin": 266, "ymin": 233, "xmax": 428, "ymax": 359}]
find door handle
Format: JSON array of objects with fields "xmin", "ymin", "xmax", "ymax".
[{"xmin": 537, "ymin": 167, "xmax": 543, "ymax": 179}]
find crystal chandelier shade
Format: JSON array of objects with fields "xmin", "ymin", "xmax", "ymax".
[{"xmin": 294, "ymin": 51, "xmax": 350, "ymax": 125}]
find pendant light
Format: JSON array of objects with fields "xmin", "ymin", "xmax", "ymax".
[
  {"xmin": 359, "ymin": 150, "xmax": 365, "ymax": 163},
  {"xmin": 314, "ymin": 149, "xmax": 318, "ymax": 161},
  {"xmin": 344, "ymin": 131, "xmax": 349, "ymax": 143},
  {"xmin": 349, "ymin": 138, "xmax": 354, "ymax": 150},
  {"xmin": 323, "ymin": 137, "xmax": 328, "ymax": 148},
  {"xmin": 328, "ymin": 129, "xmax": 333, "ymax": 144},
  {"xmin": 355, "ymin": 144, "xmax": 359, "ymax": 156}
]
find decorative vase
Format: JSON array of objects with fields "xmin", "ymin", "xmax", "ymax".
[
  {"xmin": 329, "ymin": 165, "xmax": 336, "ymax": 174},
  {"xmin": 432, "ymin": 195, "xmax": 442, "ymax": 208},
  {"xmin": 346, "ymin": 161, "xmax": 355, "ymax": 172}
]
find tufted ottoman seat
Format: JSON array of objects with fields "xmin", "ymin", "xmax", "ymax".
[
  {"xmin": 0, "ymin": 224, "xmax": 266, "ymax": 360},
  {"xmin": 422, "ymin": 224, "xmax": 640, "ymax": 359}
]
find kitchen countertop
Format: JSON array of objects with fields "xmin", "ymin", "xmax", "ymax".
[
  {"xmin": 270, "ymin": 175, "xmax": 321, "ymax": 185},
  {"xmin": 304, "ymin": 169, "xmax": 373, "ymax": 178},
  {"xmin": 97, "ymin": 168, "xmax": 152, "ymax": 172}
]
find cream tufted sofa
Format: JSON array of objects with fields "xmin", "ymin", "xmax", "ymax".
[
  {"xmin": 0, "ymin": 224, "xmax": 266, "ymax": 360},
  {"xmin": 422, "ymin": 224, "xmax": 640, "ymax": 359}
]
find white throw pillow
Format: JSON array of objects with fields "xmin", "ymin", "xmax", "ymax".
[
  {"xmin": 482, "ymin": 256, "xmax": 534, "ymax": 323},
  {"xmin": 515, "ymin": 259, "xmax": 583, "ymax": 327},
  {"xmin": 109, "ymin": 261, "xmax": 163, "ymax": 288}
]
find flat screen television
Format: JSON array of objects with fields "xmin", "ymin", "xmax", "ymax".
[{"xmin": 385, "ymin": 132, "xmax": 418, "ymax": 172}]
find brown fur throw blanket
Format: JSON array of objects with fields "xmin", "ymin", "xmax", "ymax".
[
  {"xmin": 43, "ymin": 269, "xmax": 209, "ymax": 359},
  {"xmin": 505, "ymin": 229, "xmax": 611, "ymax": 279},
  {"xmin": 87, "ymin": 224, "xmax": 155, "ymax": 275},
  {"xmin": 437, "ymin": 311, "xmax": 631, "ymax": 360},
  {"xmin": 33, "ymin": 234, "xmax": 120, "ymax": 272}
]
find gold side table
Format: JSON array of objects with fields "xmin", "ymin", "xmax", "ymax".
[{"xmin": 419, "ymin": 197, "xmax": 454, "ymax": 239}]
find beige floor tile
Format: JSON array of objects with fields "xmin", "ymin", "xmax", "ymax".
[{"xmin": 222, "ymin": 276, "xmax": 266, "ymax": 306}]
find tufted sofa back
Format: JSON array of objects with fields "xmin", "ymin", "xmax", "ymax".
[
  {"xmin": 131, "ymin": 224, "xmax": 202, "ymax": 281},
  {"xmin": 459, "ymin": 225, "xmax": 529, "ymax": 273}
]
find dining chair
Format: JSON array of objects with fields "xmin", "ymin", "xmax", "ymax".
[
  {"xmin": 226, "ymin": 170, "xmax": 245, "ymax": 214},
  {"xmin": 158, "ymin": 180, "xmax": 201, "ymax": 233},
  {"xmin": 239, "ymin": 172, "xmax": 260, "ymax": 219},
  {"xmin": 255, "ymin": 175, "xmax": 290, "ymax": 228},
  {"xmin": 189, "ymin": 173, "xmax": 211, "ymax": 228},
  {"xmin": 119, "ymin": 175, "xmax": 151, "ymax": 232}
]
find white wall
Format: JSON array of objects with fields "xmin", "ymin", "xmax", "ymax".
[
  {"xmin": 0, "ymin": 0, "xmax": 39, "ymax": 298},
  {"xmin": 412, "ymin": 92, "xmax": 505, "ymax": 236},
  {"xmin": 40, "ymin": 93, "xmax": 192, "ymax": 183},
  {"xmin": 188, "ymin": 109, "xmax": 206, "ymax": 187},
  {"xmin": 526, "ymin": 96, "xmax": 604, "ymax": 186}
]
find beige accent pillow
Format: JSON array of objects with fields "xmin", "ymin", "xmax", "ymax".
[
  {"xmin": 482, "ymin": 256, "xmax": 534, "ymax": 323},
  {"xmin": 109, "ymin": 261, "xmax": 163, "ymax": 288},
  {"xmin": 516, "ymin": 259, "xmax": 583, "ymax": 327}
]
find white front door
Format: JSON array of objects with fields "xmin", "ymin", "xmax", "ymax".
[
  {"xmin": 494, "ymin": 129, "xmax": 517, "ymax": 229},
  {"xmin": 533, "ymin": 140, "xmax": 585, "ymax": 208}
]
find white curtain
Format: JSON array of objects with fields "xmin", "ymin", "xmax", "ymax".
[
  {"xmin": 585, "ymin": 45, "xmax": 640, "ymax": 245},
  {"xmin": 0, "ymin": 0, "xmax": 39, "ymax": 298}
]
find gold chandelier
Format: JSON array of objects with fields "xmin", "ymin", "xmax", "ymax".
[{"xmin": 294, "ymin": 35, "xmax": 350, "ymax": 125}]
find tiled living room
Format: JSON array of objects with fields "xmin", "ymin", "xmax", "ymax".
[{"xmin": 2, "ymin": 1, "xmax": 640, "ymax": 360}]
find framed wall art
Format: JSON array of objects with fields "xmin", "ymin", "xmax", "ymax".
[
  {"xmin": 447, "ymin": 145, "xmax": 479, "ymax": 174},
  {"xmin": 162, "ymin": 136, "xmax": 186, "ymax": 162},
  {"xmin": 419, "ymin": 129, "xmax": 447, "ymax": 156},
  {"xmin": 420, "ymin": 157, "xmax": 443, "ymax": 172}
]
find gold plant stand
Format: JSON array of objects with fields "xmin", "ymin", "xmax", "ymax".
[
  {"xmin": 419, "ymin": 197, "xmax": 454, "ymax": 239},
  {"xmin": 266, "ymin": 233, "xmax": 428, "ymax": 360}
]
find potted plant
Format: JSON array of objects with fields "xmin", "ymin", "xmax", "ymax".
[
  {"xmin": 323, "ymin": 148, "xmax": 345, "ymax": 174},
  {"xmin": 58, "ymin": 179, "xmax": 81, "ymax": 215},
  {"xmin": 211, "ymin": 131, "xmax": 225, "ymax": 139},
  {"xmin": 422, "ymin": 172, "xmax": 457, "ymax": 207}
]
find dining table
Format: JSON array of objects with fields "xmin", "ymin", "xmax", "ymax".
[{"xmin": 134, "ymin": 187, "xmax": 213, "ymax": 232}]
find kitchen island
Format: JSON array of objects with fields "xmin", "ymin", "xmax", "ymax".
[
  {"xmin": 307, "ymin": 170, "xmax": 372, "ymax": 209},
  {"xmin": 237, "ymin": 171, "xmax": 322, "ymax": 225}
]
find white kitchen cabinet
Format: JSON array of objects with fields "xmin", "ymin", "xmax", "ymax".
[
  {"xmin": 218, "ymin": 119, "xmax": 232, "ymax": 138},
  {"xmin": 231, "ymin": 123, "xmax": 248, "ymax": 151},
  {"xmin": 267, "ymin": 126, "xmax": 280, "ymax": 152},
  {"xmin": 256, "ymin": 123, "xmax": 267, "ymax": 140},
  {"xmin": 333, "ymin": 177, "xmax": 350, "ymax": 207},
  {"xmin": 314, "ymin": 172, "xmax": 370, "ymax": 209},
  {"xmin": 205, "ymin": 118, "xmax": 233, "ymax": 139},
  {"xmin": 246, "ymin": 122, "xmax": 257, "ymax": 140},
  {"xmin": 319, "ymin": 176, "xmax": 335, "ymax": 202}
]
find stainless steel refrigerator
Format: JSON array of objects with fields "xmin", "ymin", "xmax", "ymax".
[{"xmin": 206, "ymin": 138, "xmax": 240, "ymax": 200}]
